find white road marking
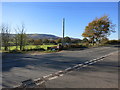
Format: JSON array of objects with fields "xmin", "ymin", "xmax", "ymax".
[
  {"xmin": 34, "ymin": 78, "xmax": 41, "ymax": 81},
  {"xmin": 55, "ymin": 71, "xmax": 63, "ymax": 74},
  {"xmin": 98, "ymin": 59, "xmax": 104, "ymax": 61},
  {"xmin": 15, "ymin": 51, "xmax": 117, "ymax": 88},
  {"xmin": 43, "ymin": 74, "xmax": 52, "ymax": 78},
  {"xmin": 84, "ymin": 61, "xmax": 89, "ymax": 64},
  {"xmin": 65, "ymin": 67, "xmax": 72, "ymax": 71},
  {"xmin": 59, "ymin": 74, "xmax": 64, "ymax": 76},
  {"xmin": 88, "ymin": 62, "xmax": 93, "ymax": 65},
  {"xmin": 73, "ymin": 65, "xmax": 79, "ymax": 68},
  {"xmin": 82, "ymin": 65, "xmax": 88, "ymax": 67},
  {"xmin": 78, "ymin": 64, "xmax": 83, "ymax": 66},
  {"xmin": 48, "ymin": 76, "xmax": 59, "ymax": 80},
  {"xmin": 93, "ymin": 61, "xmax": 97, "ymax": 63}
]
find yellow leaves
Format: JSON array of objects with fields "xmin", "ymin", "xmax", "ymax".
[
  {"xmin": 82, "ymin": 15, "xmax": 115, "ymax": 39},
  {"xmin": 82, "ymin": 33, "xmax": 88, "ymax": 37}
]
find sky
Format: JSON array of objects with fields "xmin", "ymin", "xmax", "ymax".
[
  {"xmin": 2, "ymin": 2, "xmax": 118, "ymax": 40},
  {"xmin": 1, "ymin": 0, "xmax": 120, "ymax": 2}
]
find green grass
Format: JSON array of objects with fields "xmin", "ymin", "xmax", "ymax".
[{"xmin": 1, "ymin": 45, "xmax": 57, "ymax": 51}]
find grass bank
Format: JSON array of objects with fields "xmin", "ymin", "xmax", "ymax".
[{"xmin": 1, "ymin": 45, "xmax": 57, "ymax": 51}]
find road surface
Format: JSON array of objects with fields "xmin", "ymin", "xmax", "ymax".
[{"xmin": 1, "ymin": 45, "xmax": 119, "ymax": 88}]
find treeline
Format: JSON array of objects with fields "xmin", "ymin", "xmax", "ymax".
[
  {"xmin": 27, "ymin": 37, "xmax": 82, "ymax": 45},
  {"xmin": 105, "ymin": 40, "xmax": 120, "ymax": 45},
  {"xmin": 80, "ymin": 37, "xmax": 120, "ymax": 45},
  {"xmin": 0, "ymin": 23, "xmax": 83, "ymax": 51},
  {"xmin": 0, "ymin": 15, "xmax": 119, "ymax": 51}
]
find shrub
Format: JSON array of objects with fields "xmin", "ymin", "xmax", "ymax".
[
  {"xmin": 70, "ymin": 44, "xmax": 87, "ymax": 48},
  {"xmin": 105, "ymin": 40, "xmax": 120, "ymax": 45},
  {"xmin": 9, "ymin": 50, "xmax": 21, "ymax": 53},
  {"xmin": 22, "ymin": 48, "xmax": 45, "ymax": 51}
]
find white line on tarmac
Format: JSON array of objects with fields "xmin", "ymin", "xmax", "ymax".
[
  {"xmin": 82, "ymin": 65, "xmax": 88, "ymax": 67},
  {"xmin": 88, "ymin": 62, "xmax": 93, "ymax": 65},
  {"xmin": 43, "ymin": 51, "xmax": 117, "ymax": 81},
  {"xmin": 15, "ymin": 51, "xmax": 117, "ymax": 88},
  {"xmin": 43, "ymin": 74, "xmax": 52, "ymax": 78},
  {"xmin": 84, "ymin": 61, "xmax": 89, "ymax": 64},
  {"xmin": 48, "ymin": 76, "xmax": 59, "ymax": 80},
  {"xmin": 97, "ymin": 59, "xmax": 104, "ymax": 61},
  {"xmin": 78, "ymin": 64, "xmax": 83, "ymax": 66}
]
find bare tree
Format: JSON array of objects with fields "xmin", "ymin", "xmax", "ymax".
[
  {"xmin": 0, "ymin": 31, "xmax": 2, "ymax": 50},
  {"xmin": 16, "ymin": 24, "xmax": 27, "ymax": 51},
  {"xmin": 1, "ymin": 24, "xmax": 10, "ymax": 51},
  {"xmin": 14, "ymin": 28, "xmax": 19, "ymax": 50},
  {"xmin": 0, "ymin": 25, "xmax": 2, "ymax": 50}
]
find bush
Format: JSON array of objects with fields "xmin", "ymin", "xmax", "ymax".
[
  {"xmin": 105, "ymin": 40, "xmax": 120, "ymax": 45},
  {"xmin": 69, "ymin": 44, "xmax": 87, "ymax": 48},
  {"xmin": 9, "ymin": 50, "xmax": 21, "ymax": 53},
  {"xmin": 22, "ymin": 48, "xmax": 45, "ymax": 51},
  {"xmin": 35, "ymin": 45, "xmax": 41, "ymax": 49},
  {"xmin": 82, "ymin": 42, "xmax": 89, "ymax": 47},
  {"xmin": 62, "ymin": 45, "xmax": 69, "ymax": 50}
]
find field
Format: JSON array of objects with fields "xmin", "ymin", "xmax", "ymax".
[{"xmin": 1, "ymin": 45, "xmax": 57, "ymax": 51}]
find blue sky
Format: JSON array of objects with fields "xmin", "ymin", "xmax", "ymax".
[{"xmin": 2, "ymin": 2, "xmax": 118, "ymax": 39}]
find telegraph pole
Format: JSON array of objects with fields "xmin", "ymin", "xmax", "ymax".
[{"xmin": 62, "ymin": 18, "xmax": 65, "ymax": 46}]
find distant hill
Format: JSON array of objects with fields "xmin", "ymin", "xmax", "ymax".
[
  {"xmin": 27, "ymin": 34, "xmax": 80, "ymax": 40},
  {"xmin": 0, "ymin": 33, "xmax": 79, "ymax": 40},
  {"xmin": 5, "ymin": 34, "xmax": 60, "ymax": 40},
  {"xmin": 27, "ymin": 34, "xmax": 59, "ymax": 40}
]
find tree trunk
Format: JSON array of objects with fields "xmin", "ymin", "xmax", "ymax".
[{"xmin": 5, "ymin": 46, "xmax": 8, "ymax": 51}]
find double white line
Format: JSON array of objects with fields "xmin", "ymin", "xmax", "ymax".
[{"xmin": 14, "ymin": 51, "xmax": 117, "ymax": 88}]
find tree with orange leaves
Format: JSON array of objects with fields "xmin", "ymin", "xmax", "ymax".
[{"xmin": 82, "ymin": 15, "xmax": 115, "ymax": 45}]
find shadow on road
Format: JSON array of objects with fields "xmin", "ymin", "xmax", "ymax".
[
  {"xmin": 2, "ymin": 52, "xmax": 89, "ymax": 72},
  {"xmin": 2, "ymin": 45, "xmax": 119, "ymax": 72}
]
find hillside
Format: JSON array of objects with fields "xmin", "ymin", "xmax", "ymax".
[
  {"xmin": 0, "ymin": 34, "xmax": 60, "ymax": 40},
  {"xmin": 27, "ymin": 34, "xmax": 59, "ymax": 40},
  {"xmin": 0, "ymin": 33, "xmax": 79, "ymax": 40}
]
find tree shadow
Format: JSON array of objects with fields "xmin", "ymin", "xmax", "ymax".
[{"xmin": 2, "ymin": 52, "xmax": 89, "ymax": 72}]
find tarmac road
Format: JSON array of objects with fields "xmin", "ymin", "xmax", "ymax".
[
  {"xmin": 1, "ymin": 45, "xmax": 119, "ymax": 88},
  {"xmin": 46, "ymin": 51, "xmax": 119, "ymax": 88}
]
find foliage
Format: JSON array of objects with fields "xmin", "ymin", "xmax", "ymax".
[
  {"xmin": 34, "ymin": 39, "xmax": 42, "ymax": 45},
  {"xmin": 49, "ymin": 40, "xmax": 56, "ymax": 44},
  {"xmin": 82, "ymin": 38, "xmax": 89, "ymax": 43},
  {"xmin": 14, "ymin": 24, "xmax": 28, "ymax": 51},
  {"xmin": 100, "ymin": 37, "xmax": 109, "ymax": 44},
  {"xmin": 56, "ymin": 38, "xmax": 62, "ymax": 43},
  {"xmin": 1, "ymin": 45, "xmax": 57, "ymax": 51},
  {"xmin": 105, "ymin": 40, "xmax": 120, "ymax": 45},
  {"xmin": 1, "ymin": 24, "xmax": 11, "ymax": 51},
  {"xmin": 71, "ymin": 39, "xmax": 82, "ymax": 43},
  {"xmin": 43, "ymin": 38, "xmax": 49, "ymax": 44},
  {"xmin": 28, "ymin": 39, "xmax": 34, "ymax": 45},
  {"xmin": 64, "ymin": 36, "xmax": 71, "ymax": 43},
  {"xmin": 70, "ymin": 44, "xmax": 87, "ymax": 48},
  {"xmin": 82, "ymin": 15, "xmax": 115, "ymax": 44}
]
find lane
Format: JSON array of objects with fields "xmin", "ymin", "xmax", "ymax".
[
  {"xmin": 46, "ymin": 51, "xmax": 118, "ymax": 88},
  {"xmin": 2, "ymin": 46, "xmax": 117, "ymax": 68},
  {"xmin": 2, "ymin": 46, "xmax": 115, "ymax": 64},
  {"xmin": 2, "ymin": 46, "xmax": 118, "ymax": 88}
]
